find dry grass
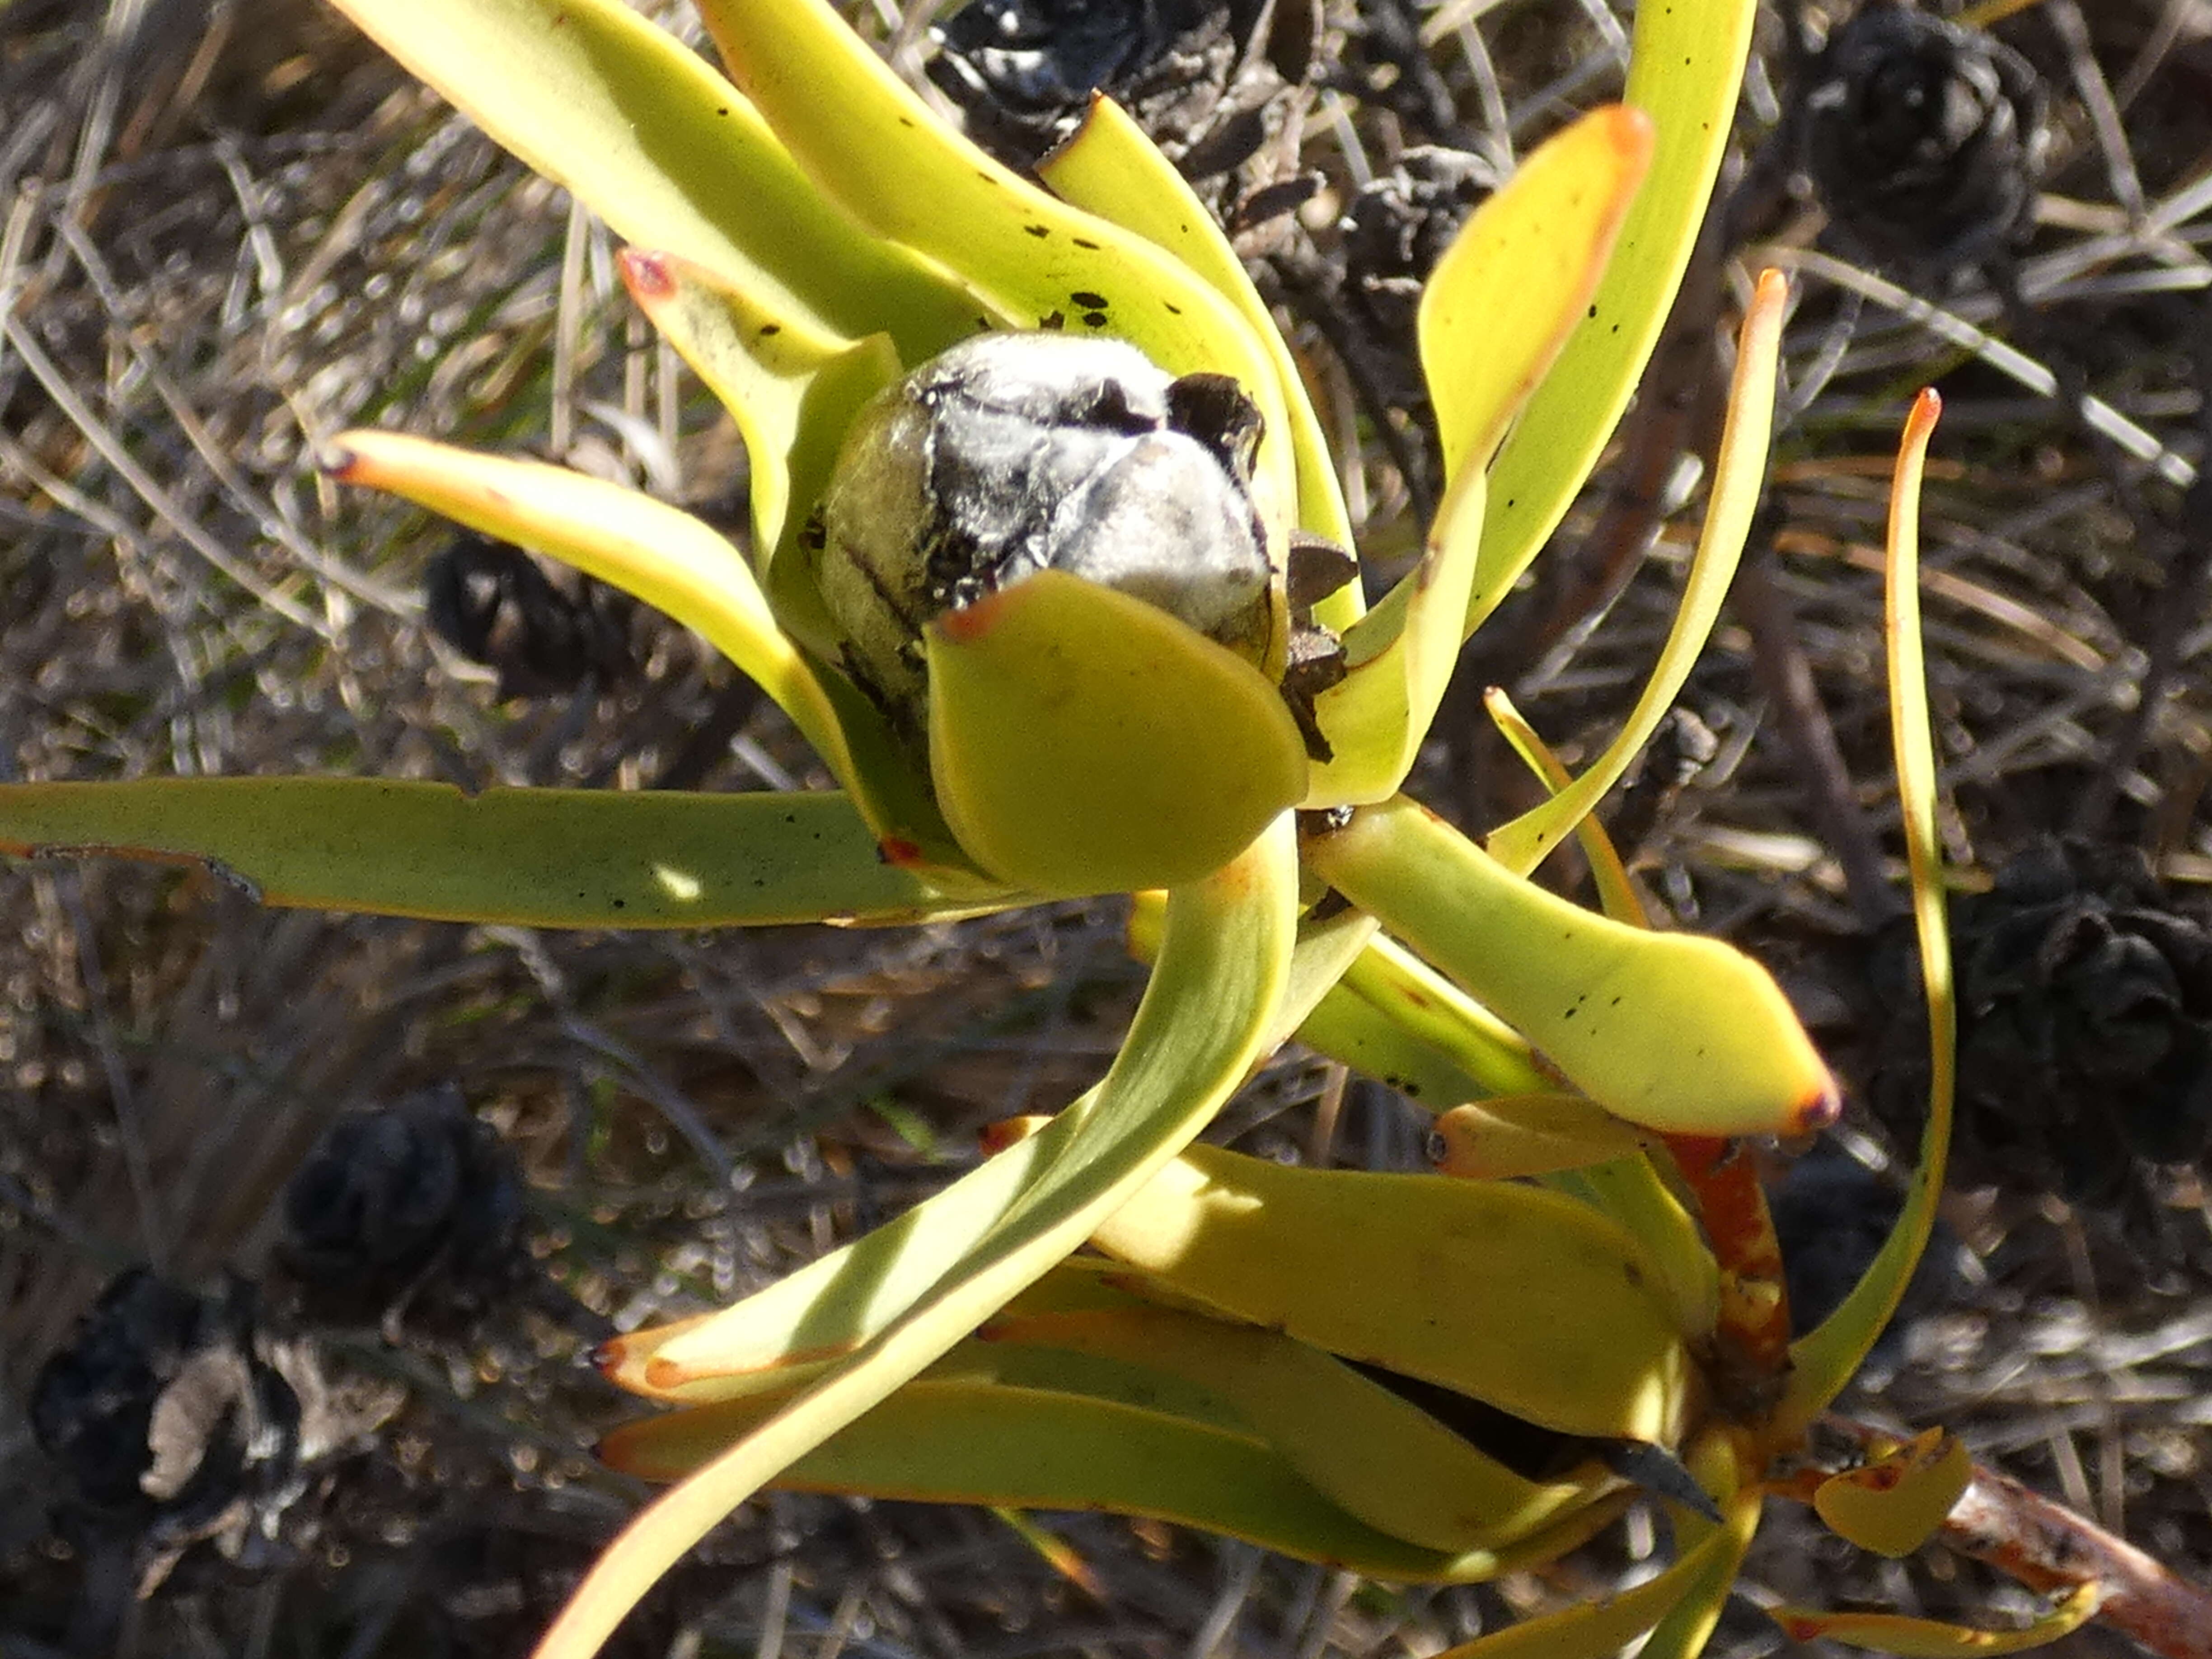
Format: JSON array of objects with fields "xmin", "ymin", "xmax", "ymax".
[{"xmin": 2, "ymin": 0, "xmax": 2210, "ymax": 1654}]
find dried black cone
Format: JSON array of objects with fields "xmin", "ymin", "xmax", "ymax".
[
  {"xmin": 280, "ymin": 1085, "xmax": 528, "ymax": 1327},
  {"xmin": 1798, "ymin": 0, "xmax": 2046, "ymax": 277},
  {"xmin": 424, "ymin": 531, "xmax": 635, "ymax": 700},
  {"xmin": 30, "ymin": 1271, "xmax": 300, "ymax": 1537},
  {"xmin": 1875, "ymin": 841, "xmax": 2212, "ymax": 1204},
  {"xmin": 926, "ymin": 0, "xmax": 1315, "ymax": 217}
]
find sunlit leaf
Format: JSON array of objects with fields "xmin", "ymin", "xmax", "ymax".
[
  {"xmin": 925, "ymin": 571, "xmax": 1307, "ymax": 895},
  {"xmin": 1307, "ymin": 797, "xmax": 1839, "ymax": 1137},
  {"xmin": 1814, "ymin": 1429, "xmax": 1973, "ymax": 1559},
  {"xmin": 1470, "ymin": 0, "xmax": 1757, "ymax": 636},
  {"xmin": 1038, "ymin": 95, "xmax": 1347, "ymax": 581},
  {"xmin": 0, "ymin": 781, "xmax": 971, "ymax": 926},
  {"xmin": 533, "ymin": 818, "xmax": 1303, "ymax": 1659},
  {"xmin": 1770, "ymin": 1585, "xmax": 2101, "ymax": 1655},
  {"xmin": 1484, "ymin": 270, "xmax": 1788, "ymax": 876},
  {"xmin": 323, "ymin": 0, "xmax": 979, "ymax": 353},
  {"xmin": 1780, "ymin": 388, "xmax": 1951, "ymax": 1434}
]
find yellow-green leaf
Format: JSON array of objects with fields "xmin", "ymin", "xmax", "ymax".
[
  {"xmin": 1421, "ymin": 105, "xmax": 1654, "ymax": 492},
  {"xmin": 1814, "ymin": 1429, "xmax": 1973, "ymax": 1559},
  {"xmin": 1770, "ymin": 1586, "xmax": 2101, "ymax": 1656},
  {"xmin": 323, "ymin": 0, "xmax": 978, "ymax": 354},
  {"xmin": 1306, "ymin": 797, "xmax": 1839, "ymax": 1137},
  {"xmin": 1471, "ymin": 0, "xmax": 1757, "ymax": 635},
  {"xmin": 532, "ymin": 818, "xmax": 1303, "ymax": 1659},
  {"xmin": 1483, "ymin": 270, "xmax": 1788, "ymax": 876},
  {"xmin": 1781, "ymin": 389, "xmax": 1953, "ymax": 1434},
  {"xmin": 925, "ymin": 571, "xmax": 1307, "ymax": 895},
  {"xmin": 1040, "ymin": 95, "xmax": 1353, "ymax": 604},
  {"xmin": 0, "ymin": 781, "xmax": 966, "ymax": 927}
]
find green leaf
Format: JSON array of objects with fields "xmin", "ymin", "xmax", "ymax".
[
  {"xmin": 1305, "ymin": 797, "xmax": 1839, "ymax": 1138},
  {"xmin": 614, "ymin": 249, "xmax": 898, "ymax": 584},
  {"xmin": 690, "ymin": 0, "xmax": 1293, "ymax": 525},
  {"xmin": 1429, "ymin": 1095, "xmax": 1644, "ymax": 1180},
  {"xmin": 1482, "ymin": 271, "xmax": 1787, "ymax": 875},
  {"xmin": 1769, "ymin": 1586, "xmax": 2100, "ymax": 1656},
  {"xmin": 601, "ymin": 1378, "xmax": 1490, "ymax": 1578},
  {"xmin": 322, "ymin": 0, "xmax": 979, "ymax": 354},
  {"xmin": 326, "ymin": 432, "xmax": 855, "ymax": 791},
  {"xmin": 1470, "ymin": 0, "xmax": 1757, "ymax": 636},
  {"xmin": 924, "ymin": 571, "xmax": 1308, "ymax": 895},
  {"xmin": 0, "ymin": 781, "xmax": 969, "ymax": 927},
  {"xmin": 533, "ymin": 816, "xmax": 1305, "ymax": 1659},
  {"xmin": 1814, "ymin": 1429, "xmax": 1973, "ymax": 1559},
  {"xmin": 1781, "ymin": 389, "xmax": 1954, "ymax": 1433},
  {"xmin": 1420, "ymin": 105, "xmax": 1654, "ymax": 493},
  {"xmin": 323, "ymin": 431, "xmax": 981, "ymax": 882},
  {"xmin": 1039, "ymin": 95, "xmax": 1353, "ymax": 608},
  {"xmin": 1303, "ymin": 473, "xmax": 1486, "ymax": 808},
  {"xmin": 1433, "ymin": 1488, "xmax": 1760, "ymax": 1659},
  {"xmin": 1481, "ymin": 688, "xmax": 1646, "ymax": 922}
]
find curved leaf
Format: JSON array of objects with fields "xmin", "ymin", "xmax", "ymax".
[
  {"xmin": 1434, "ymin": 1488, "xmax": 1760, "ymax": 1659},
  {"xmin": 1769, "ymin": 1586, "xmax": 2101, "ymax": 1656},
  {"xmin": 925, "ymin": 571, "xmax": 1308, "ymax": 895},
  {"xmin": 1304, "ymin": 473, "xmax": 1486, "ymax": 807},
  {"xmin": 326, "ymin": 432, "xmax": 855, "ymax": 791},
  {"xmin": 1471, "ymin": 0, "xmax": 1757, "ymax": 635},
  {"xmin": 1484, "ymin": 270, "xmax": 1788, "ymax": 876},
  {"xmin": 1430, "ymin": 1095, "xmax": 1645, "ymax": 1180},
  {"xmin": 534, "ymin": 817, "xmax": 1303, "ymax": 1659},
  {"xmin": 0, "ymin": 781, "xmax": 964, "ymax": 927},
  {"xmin": 1780, "ymin": 389, "xmax": 1951, "ymax": 1434},
  {"xmin": 1306, "ymin": 797, "xmax": 1839, "ymax": 1138},
  {"xmin": 322, "ymin": 0, "xmax": 979, "ymax": 354},
  {"xmin": 693, "ymin": 0, "xmax": 1288, "ymax": 517},
  {"xmin": 1482, "ymin": 687, "xmax": 1645, "ymax": 923},
  {"xmin": 1421, "ymin": 106, "xmax": 1654, "ymax": 493},
  {"xmin": 615, "ymin": 249, "xmax": 898, "ymax": 584},
  {"xmin": 601, "ymin": 1378, "xmax": 1489, "ymax": 1578}
]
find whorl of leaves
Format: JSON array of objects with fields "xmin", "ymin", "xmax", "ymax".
[{"xmin": 1797, "ymin": 0, "xmax": 2046, "ymax": 276}]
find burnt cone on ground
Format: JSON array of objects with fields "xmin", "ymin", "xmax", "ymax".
[
  {"xmin": 1874, "ymin": 841, "xmax": 2212, "ymax": 1205},
  {"xmin": 425, "ymin": 531, "xmax": 636, "ymax": 700},
  {"xmin": 1768, "ymin": 1143, "xmax": 1955, "ymax": 1365},
  {"xmin": 927, "ymin": 0, "xmax": 1316, "ymax": 220},
  {"xmin": 31, "ymin": 1271, "xmax": 300, "ymax": 1542},
  {"xmin": 280, "ymin": 1085, "xmax": 528, "ymax": 1328},
  {"xmin": 1797, "ymin": 0, "xmax": 2046, "ymax": 279}
]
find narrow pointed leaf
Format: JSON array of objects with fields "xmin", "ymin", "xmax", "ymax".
[
  {"xmin": 1770, "ymin": 1586, "xmax": 2100, "ymax": 1656},
  {"xmin": 694, "ymin": 0, "xmax": 1284, "ymax": 470},
  {"xmin": 925, "ymin": 571, "xmax": 1307, "ymax": 895},
  {"xmin": 1434, "ymin": 1490, "xmax": 1760, "ymax": 1659},
  {"xmin": 323, "ymin": 0, "xmax": 979, "ymax": 353},
  {"xmin": 533, "ymin": 818, "xmax": 1304, "ymax": 1659},
  {"xmin": 1483, "ymin": 688, "xmax": 1645, "ymax": 923},
  {"xmin": 1781, "ymin": 389, "xmax": 1952, "ymax": 1434},
  {"xmin": 1485, "ymin": 270, "xmax": 1788, "ymax": 876},
  {"xmin": 1472, "ymin": 0, "xmax": 1757, "ymax": 635},
  {"xmin": 600, "ymin": 1379, "xmax": 1490, "ymax": 1578},
  {"xmin": 1430, "ymin": 1095, "xmax": 1645, "ymax": 1179},
  {"xmin": 1040, "ymin": 95, "xmax": 1353, "ymax": 600},
  {"xmin": 327, "ymin": 432, "xmax": 855, "ymax": 789},
  {"xmin": 1304, "ymin": 473, "xmax": 1486, "ymax": 807},
  {"xmin": 1306, "ymin": 797, "xmax": 1839, "ymax": 1137},
  {"xmin": 1420, "ymin": 106, "xmax": 1653, "ymax": 493},
  {"xmin": 0, "ymin": 781, "xmax": 964, "ymax": 926},
  {"xmin": 616, "ymin": 249, "xmax": 899, "ymax": 582}
]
